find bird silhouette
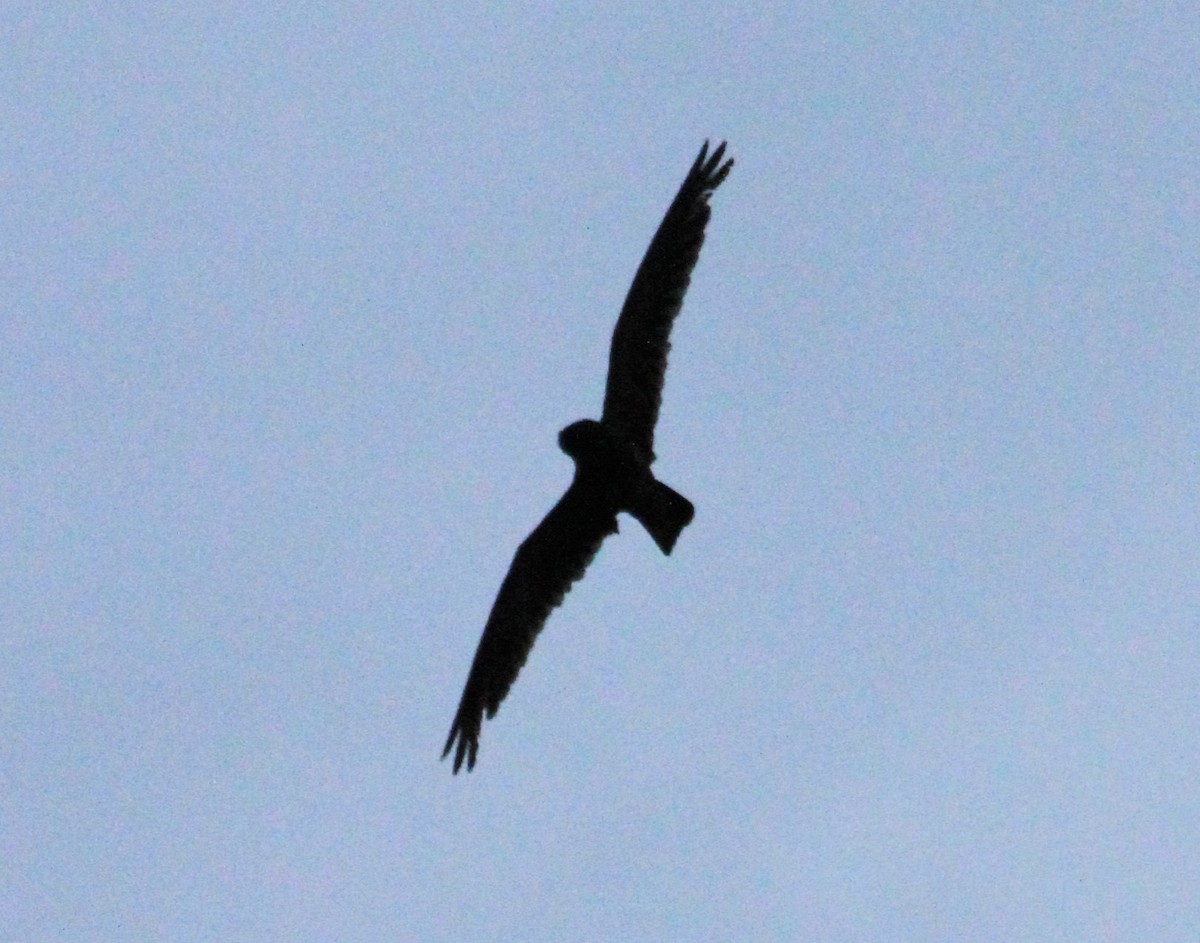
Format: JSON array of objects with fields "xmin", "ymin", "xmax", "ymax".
[{"xmin": 443, "ymin": 141, "xmax": 733, "ymax": 773}]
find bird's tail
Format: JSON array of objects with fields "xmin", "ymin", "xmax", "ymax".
[{"xmin": 630, "ymin": 478, "xmax": 695, "ymax": 555}]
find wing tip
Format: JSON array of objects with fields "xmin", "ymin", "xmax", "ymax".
[
  {"xmin": 695, "ymin": 139, "xmax": 734, "ymax": 191},
  {"xmin": 442, "ymin": 713, "xmax": 480, "ymax": 774}
]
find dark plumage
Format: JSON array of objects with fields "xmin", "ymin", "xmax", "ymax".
[{"xmin": 443, "ymin": 141, "xmax": 733, "ymax": 773}]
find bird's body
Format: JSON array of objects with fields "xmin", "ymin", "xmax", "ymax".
[
  {"xmin": 443, "ymin": 142, "xmax": 733, "ymax": 773},
  {"xmin": 559, "ymin": 419, "xmax": 695, "ymax": 555}
]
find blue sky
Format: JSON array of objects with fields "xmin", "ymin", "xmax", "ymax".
[{"xmin": 4, "ymin": 3, "xmax": 1199, "ymax": 940}]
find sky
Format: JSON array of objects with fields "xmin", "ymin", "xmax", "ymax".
[{"xmin": 3, "ymin": 3, "xmax": 1199, "ymax": 941}]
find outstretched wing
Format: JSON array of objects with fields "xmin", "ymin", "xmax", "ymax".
[
  {"xmin": 442, "ymin": 476, "xmax": 618, "ymax": 773},
  {"xmin": 601, "ymin": 140, "xmax": 733, "ymax": 461}
]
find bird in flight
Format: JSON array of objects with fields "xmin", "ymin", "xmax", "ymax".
[{"xmin": 443, "ymin": 141, "xmax": 734, "ymax": 773}]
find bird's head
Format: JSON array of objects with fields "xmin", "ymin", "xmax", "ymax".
[{"xmin": 558, "ymin": 419, "xmax": 605, "ymax": 460}]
